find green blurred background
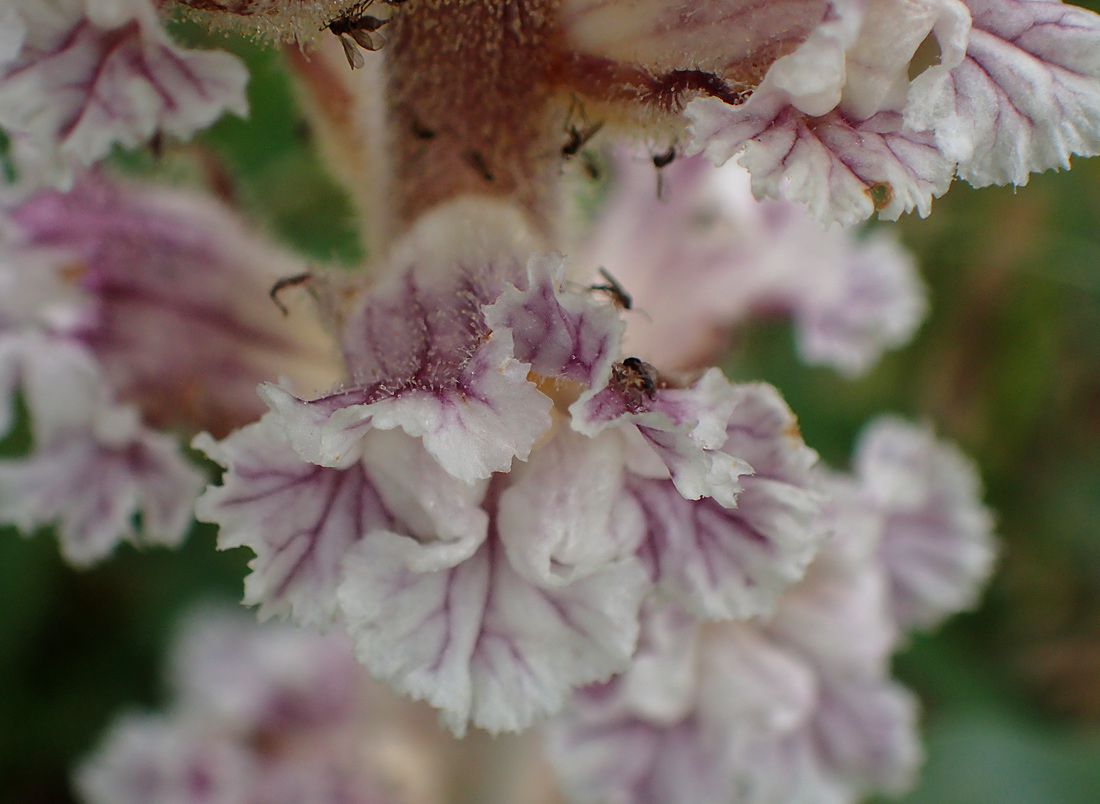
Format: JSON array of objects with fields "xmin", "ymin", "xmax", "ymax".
[{"xmin": 4, "ymin": 15, "xmax": 1100, "ymax": 804}]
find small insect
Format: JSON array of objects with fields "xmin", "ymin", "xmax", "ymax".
[
  {"xmin": 580, "ymin": 150, "xmax": 602, "ymax": 181},
  {"xmin": 326, "ymin": 1, "xmax": 391, "ymax": 69},
  {"xmin": 652, "ymin": 146, "xmax": 677, "ymax": 200},
  {"xmin": 465, "ymin": 150, "xmax": 494, "ymax": 182},
  {"xmin": 269, "ymin": 272, "xmax": 313, "ymax": 316},
  {"xmin": 561, "ymin": 120, "xmax": 604, "ymax": 159},
  {"xmin": 652, "ymin": 147, "xmax": 677, "ymax": 169},
  {"xmin": 613, "ymin": 357, "xmax": 661, "ymax": 410},
  {"xmin": 589, "ymin": 267, "xmax": 632, "ymax": 310},
  {"xmin": 410, "ymin": 118, "xmax": 437, "ymax": 140}
]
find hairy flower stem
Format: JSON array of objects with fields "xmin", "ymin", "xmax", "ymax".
[{"xmin": 385, "ymin": 0, "xmax": 565, "ymax": 242}]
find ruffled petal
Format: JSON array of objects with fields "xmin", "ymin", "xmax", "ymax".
[
  {"xmin": 261, "ymin": 248, "xmax": 552, "ymax": 483},
  {"xmin": 908, "ymin": 0, "xmax": 1100, "ymax": 187},
  {"xmin": 551, "ymin": 554, "xmax": 917, "ymax": 804},
  {"xmin": 195, "ymin": 418, "xmax": 490, "ymax": 630},
  {"xmin": 193, "ymin": 416, "xmax": 388, "ymax": 630},
  {"xmin": 496, "ymin": 425, "xmax": 645, "ymax": 588},
  {"xmin": 9, "ymin": 174, "xmax": 337, "ymax": 437},
  {"xmin": 718, "ymin": 673, "xmax": 921, "ymax": 804},
  {"xmin": 766, "ymin": 545, "xmax": 899, "ymax": 671},
  {"xmin": 0, "ymin": 0, "xmax": 248, "ymax": 188},
  {"xmin": 576, "ymin": 154, "xmax": 925, "ymax": 375},
  {"xmin": 791, "ymin": 230, "xmax": 926, "ymax": 375},
  {"xmin": 0, "ymin": 399, "xmax": 203, "ymax": 568},
  {"xmin": 483, "ymin": 252, "xmax": 624, "ymax": 388},
  {"xmin": 631, "ymin": 383, "xmax": 824, "ymax": 620},
  {"xmin": 337, "ymin": 535, "xmax": 648, "ymax": 736},
  {"xmin": 853, "ymin": 417, "xmax": 997, "ymax": 630},
  {"xmin": 573, "ymin": 367, "xmax": 750, "ymax": 507},
  {"xmin": 689, "ymin": 97, "xmax": 954, "ymax": 226}
]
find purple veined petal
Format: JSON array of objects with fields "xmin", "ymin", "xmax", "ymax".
[
  {"xmin": 689, "ymin": 93, "xmax": 955, "ymax": 226},
  {"xmin": 74, "ymin": 714, "xmax": 256, "ymax": 804},
  {"xmin": 552, "ymin": 574, "xmax": 917, "ymax": 804},
  {"xmin": 679, "ymin": 0, "xmax": 970, "ymax": 227},
  {"xmin": 0, "ymin": 0, "xmax": 248, "ymax": 188},
  {"xmin": 715, "ymin": 672, "xmax": 921, "ymax": 804},
  {"xmin": 336, "ymin": 531, "xmax": 649, "ymax": 737},
  {"xmin": 574, "ymin": 152, "xmax": 752, "ymax": 371},
  {"xmin": 630, "ymin": 383, "xmax": 825, "ymax": 621},
  {"xmin": 575, "ymin": 153, "xmax": 926, "ymax": 376},
  {"xmin": 496, "ymin": 425, "xmax": 646, "ymax": 588},
  {"xmin": 573, "ymin": 367, "xmax": 750, "ymax": 507},
  {"xmin": 547, "ymin": 709, "xmax": 730, "ymax": 804},
  {"xmin": 195, "ymin": 417, "xmax": 490, "ymax": 630},
  {"xmin": 259, "ymin": 212, "xmax": 553, "ymax": 483},
  {"xmin": 482, "ymin": 252, "xmax": 624, "ymax": 389},
  {"xmin": 168, "ymin": 608, "xmax": 363, "ymax": 736},
  {"xmin": 790, "ymin": 230, "xmax": 927, "ymax": 376},
  {"xmin": 260, "ymin": 238, "xmax": 556, "ymax": 481},
  {"xmin": 194, "ymin": 415, "xmax": 386, "ymax": 629},
  {"xmin": 853, "ymin": 416, "xmax": 997, "ymax": 631},
  {"xmin": 261, "ymin": 328, "xmax": 553, "ymax": 483},
  {"xmin": 696, "ymin": 623, "xmax": 819, "ymax": 739},
  {"xmin": 0, "ymin": 400, "xmax": 204, "ymax": 568},
  {"xmin": 9, "ymin": 174, "xmax": 338, "ymax": 438},
  {"xmin": 907, "ymin": 0, "xmax": 1100, "ymax": 188},
  {"xmin": 805, "ymin": 673, "xmax": 923, "ymax": 799},
  {"xmin": 546, "ymin": 604, "xmax": 817, "ymax": 804}
]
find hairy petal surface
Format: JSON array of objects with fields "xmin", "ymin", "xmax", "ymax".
[
  {"xmin": 0, "ymin": 0, "xmax": 248, "ymax": 188},
  {"xmin": 908, "ymin": 0, "xmax": 1100, "ymax": 187},
  {"xmin": 483, "ymin": 252, "xmax": 623, "ymax": 389},
  {"xmin": 338, "ymin": 534, "xmax": 648, "ymax": 737},
  {"xmin": 560, "ymin": 0, "xmax": 832, "ymax": 78},
  {"xmin": 262, "ymin": 254, "xmax": 551, "ymax": 483}
]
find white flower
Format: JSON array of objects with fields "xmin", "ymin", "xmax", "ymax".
[{"xmin": 0, "ymin": 0, "xmax": 248, "ymax": 190}]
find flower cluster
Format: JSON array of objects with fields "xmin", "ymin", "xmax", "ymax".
[
  {"xmin": 77, "ymin": 610, "xmax": 426, "ymax": 804},
  {"xmin": 0, "ymin": 0, "xmax": 1091, "ymax": 799},
  {"xmin": 547, "ymin": 416, "xmax": 995, "ymax": 804}
]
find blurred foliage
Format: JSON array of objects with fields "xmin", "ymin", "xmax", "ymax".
[{"xmin": 5, "ymin": 15, "xmax": 1100, "ymax": 804}]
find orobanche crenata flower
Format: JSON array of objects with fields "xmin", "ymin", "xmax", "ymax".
[{"xmin": 0, "ymin": 0, "xmax": 1088, "ymax": 799}]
